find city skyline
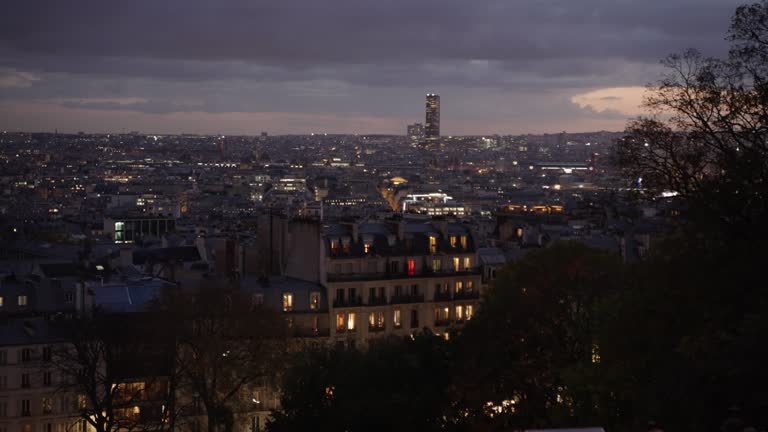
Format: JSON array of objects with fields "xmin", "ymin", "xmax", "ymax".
[{"xmin": 0, "ymin": 0, "xmax": 741, "ymax": 135}]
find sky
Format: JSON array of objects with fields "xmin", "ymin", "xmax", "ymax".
[{"xmin": 0, "ymin": 0, "xmax": 744, "ymax": 135}]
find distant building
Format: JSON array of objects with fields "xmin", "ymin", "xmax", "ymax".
[
  {"xmin": 425, "ymin": 94, "xmax": 440, "ymax": 146},
  {"xmin": 406, "ymin": 123, "xmax": 424, "ymax": 145}
]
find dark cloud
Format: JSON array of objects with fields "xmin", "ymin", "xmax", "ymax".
[{"xmin": 0, "ymin": 0, "xmax": 745, "ymax": 133}]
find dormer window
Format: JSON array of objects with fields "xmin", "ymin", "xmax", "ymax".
[
  {"xmin": 309, "ymin": 292, "xmax": 320, "ymax": 311},
  {"xmin": 450, "ymin": 236, "xmax": 458, "ymax": 248},
  {"xmin": 429, "ymin": 236, "xmax": 438, "ymax": 254},
  {"xmin": 330, "ymin": 238, "xmax": 340, "ymax": 256},
  {"xmin": 341, "ymin": 238, "xmax": 351, "ymax": 254},
  {"xmin": 364, "ymin": 243, "xmax": 372, "ymax": 254},
  {"xmin": 460, "ymin": 235, "xmax": 468, "ymax": 250},
  {"xmin": 282, "ymin": 292, "xmax": 294, "ymax": 312}
]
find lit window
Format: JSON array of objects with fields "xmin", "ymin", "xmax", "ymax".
[
  {"xmin": 450, "ymin": 236, "xmax": 457, "ymax": 248},
  {"xmin": 455, "ymin": 281, "xmax": 463, "ymax": 294},
  {"xmin": 330, "ymin": 239, "xmax": 340, "ymax": 255},
  {"xmin": 18, "ymin": 295, "xmax": 28, "ymax": 307},
  {"xmin": 407, "ymin": 259, "xmax": 416, "ymax": 276},
  {"xmin": 460, "ymin": 235, "xmax": 468, "ymax": 249},
  {"xmin": 336, "ymin": 313, "xmax": 345, "ymax": 331},
  {"xmin": 463, "ymin": 257, "xmax": 471, "ymax": 270},
  {"xmin": 0, "ymin": 296, "xmax": 3, "ymax": 307},
  {"xmin": 455, "ymin": 305, "xmax": 464, "ymax": 321},
  {"xmin": 363, "ymin": 243, "xmax": 372, "ymax": 254},
  {"xmin": 453, "ymin": 257, "xmax": 460, "ymax": 272},
  {"xmin": 466, "ymin": 305, "xmax": 474, "ymax": 320},
  {"xmin": 591, "ymin": 344, "xmax": 601, "ymax": 364},
  {"xmin": 429, "ymin": 236, "xmax": 437, "ymax": 254},
  {"xmin": 282, "ymin": 293, "xmax": 294, "ymax": 312},
  {"xmin": 432, "ymin": 259, "xmax": 441, "ymax": 271},
  {"xmin": 393, "ymin": 309, "xmax": 402, "ymax": 328},
  {"xmin": 516, "ymin": 227, "xmax": 523, "ymax": 238},
  {"xmin": 309, "ymin": 292, "xmax": 320, "ymax": 311},
  {"xmin": 467, "ymin": 281, "xmax": 474, "ymax": 292},
  {"xmin": 347, "ymin": 313, "xmax": 356, "ymax": 331}
]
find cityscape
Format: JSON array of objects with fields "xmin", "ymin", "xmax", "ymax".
[{"xmin": 1, "ymin": 1, "xmax": 767, "ymax": 432}]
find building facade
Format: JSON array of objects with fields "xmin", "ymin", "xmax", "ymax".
[{"xmin": 425, "ymin": 94, "xmax": 440, "ymax": 146}]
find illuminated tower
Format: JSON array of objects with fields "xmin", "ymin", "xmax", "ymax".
[{"xmin": 425, "ymin": 94, "xmax": 440, "ymax": 146}]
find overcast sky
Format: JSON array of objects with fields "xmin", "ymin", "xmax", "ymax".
[{"xmin": 0, "ymin": 0, "xmax": 744, "ymax": 135}]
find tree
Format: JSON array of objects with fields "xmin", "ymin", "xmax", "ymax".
[
  {"xmin": 455, "ymin": 242, "xmax": 623, "ymax": 431},
  {"xmin": 154, "ymin": 284, "xmax": 288, "ymax": 432},
  {"xmin": 617, "ymin": 1, "xmax": 768, "ymax": 241},
  {"xmin": 268, "ymin": 332, "xmax": 460, "ymax": 432},
  {"xmin": 52, "ymin": 313, "xmax": 177, "ymax": 432}
]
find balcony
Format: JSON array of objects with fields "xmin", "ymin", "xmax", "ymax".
[
  {"xmin": 367, "ymin": 295, "xmax": 388, "ymax": 306},
  {"xmin": 434, "ymin": 291, "xmax": 452, "ymax": 301},
  {"xmin": 390, "ymin": 294, "xmax": 424, "ymax": 304},
  {"xmin": 333, "ymin": 296, "xmax": 363, "ymax": 308},
  {"xmin": 327, "ymin": 267, "xmax": 481, "ymax": 283},
  {"xmin": 292, "ymin": 327, "xmax": 331, "ymax": 338},
  {"xmin": 454, "ymin": 290, "xmax": 480, "ymax": 300}
]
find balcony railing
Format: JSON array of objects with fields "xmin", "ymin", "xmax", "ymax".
[
  {"xmin": 333, "ymin": 296, "xmax": 363, "ymax": 308},
  {"xmin": 367, "ymin": 296, "xmax": 388, "ymax": 306},
  {"xmin": 327, "ymin": 268, "xmax": 481, "ymax": 282},
  {"xmin": 434, "ymin": 291, "xmax": 452, "ymax": 301},
  {"xmin": 368, "ymin": 325, "xmax": 386, "ymax": 333},
  {"xmin": 454, "ymin": 290, "xmax": 480, "ymax": 300},
  {"xmin": 390, "ymin": 294, "xmax": 424, "ymax": 304},
  {"xmin": 434, "ymin": 319, "xmax": 451, "ymax": 327}
]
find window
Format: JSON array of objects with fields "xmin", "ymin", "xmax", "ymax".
[
  {"xmin": 368, "ymin": 312, "xmax": 384, "ymax": 331},
  {"xmin": 410, "ymin": 309, "xmax": 419, "ymax": 328},
  {"xmin": 368, "ymin": 287, "xmax": 376, "ymax": 303},
  {"xmin": 455, "ymin": 305, "xmax": 465, "ymax": 321},
  {"xmin": 309, "ymin": 292, "xmax": 320, "ymax": 311},
  {"xmin": 21, "ymin": 348, "xmax": 32, "ymax": 362},
  {"xmin": 313, "ymin": 316, "xmax": 320, "ymax": 333},
  {"xmin": 346, "ymin": 313, "xmax": 356, "ymax": 331},
  {"xmin": 432, "ymin": 258, "xmax": 441, "ymax": 271},
  {"xmin": 251, "ymin": 293, "xmax": 264, "ymax": 309},
  {"xmin": 0, "ymin": 400, "xmax": 6, "ymax": 417},
  {"xmin": 389, "ymin": 261, "xmax": 399, "ymax": 273},
  {"xmin": 21, "ymin": 373, "xmax": 30, "ymax": 388},
  {"xmin": 21, "ymin": 399, "xmax": 31, "ymax": 416},
  {"xmin": 460, "ymin": 235, "xmax": 468, "ymax": 250},
  {"xmin": 18, "ymin": 295, "xmax": 28, "ymax": 306},
  {"xmin": 394, "ymin": 285, "xmax": 402, "ymax": 297},
  {"xmin": 0, "ymin": 350, "xmax": 6, "ymax": 364},
  {"xmin": 434, "ymin": 307, "xmax": 450, "ymax": 324},
  {"xmin": 43, "ymin": 372, "xmax": 52, "ymax": 386},
  {"xmin": 348, "ymin": 288, "xmax": 357, "ymax": 304},
  {"xmin": 450, "ymin": 236, "xmax": 457, "ymax": 248},
  {"xmin": 453, "ymin": 257, "xmax": 460, "ymax": 272},
  {"xmin": 42, "ymin": 346, "xmax": 51, "ymax": 362},
  {"xmin": 342, "ymin": 239, "xmax": 350, "ymax": 254},
  {"xmin": 429, "ymin": 236, "xmax": 437, "ymax": 254},
  {"xmin": 336, "ymin": 314, "xmax": 345, "ymax": 331},
  {"xmin": 393, "ymin": 309, "xmax": 402, "ymax": 328},
  {"xmin": 363, "ymin": 243, "xmax": 372, "ymax": 254},
  {"xmin": 455, "ymin": 281, "xmax": 464, "ymax": 294},
  {"xmin": 466, "ymin": 305, "xmax": 474, "ymax": 320},
  {"xmin": 42, "ymin": 398, "xmax": 53, "ymax": 414},
  {"xmin": 407, "ymin": 259, "xmax": 416, "ymax": 276},
  {"xmin": 467, "ymin": 281, "xmax": 474, "ymax": 292},
  {"xmin": 463, "ymin": 257, "xmax": 471, "ymax": 270},
  {"xmin": 336, "ymin": 288, "xmax": 344, "ymax": 304},
  {"xmin": 282, "ymin": 293, "xmax": 294, "ymax": 312},
  {"xmin": 0, "ymin": 296, "xmax": 3, "ymax": 307},
  {"xmin": 410, "ymin": 284, "xmax": 419, "ymax": 296},
  {"xmin": 77, "ymin": 394, "xmax": 87, "ymax": 410},
  {"xmin": 330, "ymin": 239, "xmax": 340, "ymax": 255},
  {"xmin": 64, "ymin": 292, "xmax": 74, "ymax": 303}
]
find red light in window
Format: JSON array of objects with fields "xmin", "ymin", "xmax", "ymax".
[{"xmin": 407, "ymin": 259, "xmax": 416, "ymax": 276}]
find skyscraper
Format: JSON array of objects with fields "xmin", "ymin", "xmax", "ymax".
[
  {"xmin": 407, "ymin": 123, "xmax": 425, "ymax": 145},
  {"xmin": 425, "ymin": 94, "xmax": 440, "ymax": 146}
]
